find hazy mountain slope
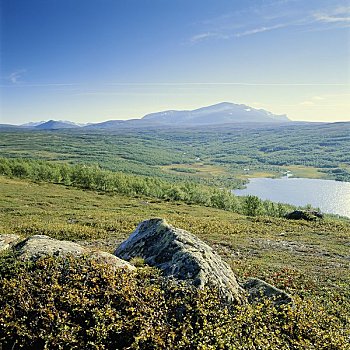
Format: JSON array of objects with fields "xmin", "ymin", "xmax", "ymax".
[
  {"xmin": 22, "ymin": 121, "xmax": 46, "ymax": 127},
  {"xmin": 2, "ymin": 102, "xmax": 291, "ymax": 130},
  {"xmin": 34, "ymin": 120, "xmax": 80, "ymax": 130},
  {"xmin": 0, "ymin": 124, "xmax": 20, "ymax": 129},
  {"xmin": 142, "ymin": 102, "xmax": 290, "ymax": 125},
  {"xmin": 88, "ymin": 102, "xmax": 290, "ymax": 129}
]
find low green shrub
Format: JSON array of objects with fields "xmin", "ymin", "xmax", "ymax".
[{"xmin": 0, "ymin": 254, "xmax": 348, "ymax": 349}]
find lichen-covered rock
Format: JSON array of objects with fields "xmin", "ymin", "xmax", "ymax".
[
  {"xmin": 115, "ymin": 218, "xmax": 244, "ymax": 302},
  {"xmin": 243, "ymin": 278, "xmax": 293, "ymax": 307},
  {"xmin": 14, "ymin": 235, "xmax": 86, "ymax": 260},
  {"xmin": 0, "ymin": 234, "xmax": 21, "ymax": 252},
  {"xmin": 14, "ymin": 235, "xmax": 134, "ymax": 270}
]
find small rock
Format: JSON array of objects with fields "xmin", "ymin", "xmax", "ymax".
[
  {"xmin": 13, "ymin": 235, "xmax": 134, "ymax": 270},
  {"xmin": 0, "ymin": 234, "xmax": 21, "ymax": 252},
  {"xmin": 14, "ymin": 235, "xmax": 85, "ymax": 260},
  {"xmin": 243, "ymin": 278, "xmax": 293, "ymax": 307}
]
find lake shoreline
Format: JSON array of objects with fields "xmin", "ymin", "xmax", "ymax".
[{"xmin": 233, "ymin": 176, "xmax": 350, "ymax": 218}]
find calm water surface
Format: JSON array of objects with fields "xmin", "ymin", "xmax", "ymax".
[{"xmin": 233, "ymin": 177, "xmax": 350, "ymax": 218}]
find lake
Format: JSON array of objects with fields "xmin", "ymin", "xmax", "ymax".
[{"xmin": 233, "ymin": 177, "xmax": 350, "ymax": 218}]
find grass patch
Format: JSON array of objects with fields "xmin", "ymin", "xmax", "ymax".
[
  {"xmin": 235, "ymin": 169, "xmax": 281, "ymax": 179},
  {"xmin": 281, "ymin": 165, "xmax": 328, "ymax": 179},
  {"xmin": 161, "ymin": 162, "xmax": 226, "ymax": 178}
]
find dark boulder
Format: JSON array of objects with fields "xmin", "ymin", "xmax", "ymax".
[{"xmin": 285, "ymin": 210, "xmax": 323, "ymax": 221}]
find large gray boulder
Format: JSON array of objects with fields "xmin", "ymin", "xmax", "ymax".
[
  {"xmin": 0, "ymin": 234, "xmax": 21, "ymax": 252},
  {"xmin": 14, "ymin": 235, "xmax": 134, "ymax": 270},
  {"xmin": 115, "ymin": 218, "xmax": 244, "ymax": 302},
  {"xmin": 243, "ymin": 278, "xmax": 293, "ymax": 307}
]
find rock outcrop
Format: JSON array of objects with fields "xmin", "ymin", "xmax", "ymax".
[
  {"xmin": 243, "ymin": 278, "xmax": 293, "ymax": 307},
  {"xmin": 115, "ymin": 218, "xmax": 244, "ymax": 302},
  {"xmin": 13, "ymin": 235, "xmax": 135, "ymax": 270},
  {"xmin": 1, "ymin": 222, "xmax": 294, "ymax": 307},
  {"xmin": 0, "ymin": 234, "xmax": 21, "ymax": 252}
]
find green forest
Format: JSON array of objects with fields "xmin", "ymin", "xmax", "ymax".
[{"xmin": 1, "ymin": 122, "xmax": 349, "ymax": 185}]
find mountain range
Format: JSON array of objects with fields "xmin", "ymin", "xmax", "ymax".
[
  {"xmin": 142, "ymin": 102, "xmax": 289, "ymax": 125},
  {"xmin": 4, "ymin": 102, "xmax": 291, "ymax": 130},
  {"xmin": 87, "ymin": 102, "xmax": 290, "ymax": 129},
  {"xmin": 34, "ymin": 120, "xmax": 81, "ymax": 130}
]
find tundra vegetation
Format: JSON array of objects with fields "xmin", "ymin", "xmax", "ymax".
[{"xmin": 0, "ymin": 175, "xmax": 349, "ymax": 349}]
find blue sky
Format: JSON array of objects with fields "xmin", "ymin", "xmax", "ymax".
[{"xmin": 1, "ymin": 0, "xmax": 349, "ymax": 124}]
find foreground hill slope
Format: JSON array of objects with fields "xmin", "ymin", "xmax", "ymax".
[
  {"xmin": 1, "ymin": 176, "xmax": 348, "ymax": 284},
  {"xmin": 0, "ymin": 176, "xmax": 349, "ymax": 348}
]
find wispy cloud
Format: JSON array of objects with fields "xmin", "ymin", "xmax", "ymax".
[
  {"xmin": 235, "ymin": 23, "xmax": 288, "ymax": 37},
  {"xmin": 20, "ymin": 83, "xmax": 78, "ymax": 87},
  {"xmin": 2, "ymin": 69, "xmax": 80, "ymax": 87},
  {"xmin": 312, "ymin": 96, "xmax": 324, "ymax": 100},
  {"xmin": 2, "ymin": 81, "xmax": 346, "ymax": 90},
  {"xmin": 313, "ymin": 6, "xmax": 350, "ymax": 24},
  {"xmin": 300, "ymin": 100, "xmax": 315, "ymax": 106},
  {"xmin": 188, "ymin": 1, "xmax": 350, "ymax": 44},
  {"xmin": 0, "ymin": 82, "xmax": 80, "ymax": 88},
  {"xmin": 190, "ymin": 24, "xmax": 289, "ymax": 42},
  {"xmin": 189, "ymin": 32, "xmax": 229, "ymax": 44},
  {"xmin": 105, "ymin": 82, "xmax": 348, "ymax": 87},
  {"xmin": 190, "ymin": 32, "xmax": 214, "ymax": 43},
  {"xmin": 8, "ymin": 69, "xmax": 26, "ymax": 84},
  {"xmin": 300, "ymin": 93, "xmax": 350, "ymax": 107}
]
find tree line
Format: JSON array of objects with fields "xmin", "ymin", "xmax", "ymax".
[{"xmin": 0, "ymin": 157, "xmax": 297, "ymax": 217}]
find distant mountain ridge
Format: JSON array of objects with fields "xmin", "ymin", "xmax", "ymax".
[
  {"xmin": 7, "ymin": 102, "xmax": 291, "ymax": 130},
  {"xmin": 34, "ymin": 120, "xmax": 80, "ymax": 130},
  {"xmin": 141, "ymin": 102, "xmax": 289, "ymax": 125},
  {"xmin": 87, "ymin": 102, "xmax": 290, "ymax": 129},
  {"xmin": 22, "ymin": 121, "xmax": 46, "ymax": 127}
]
